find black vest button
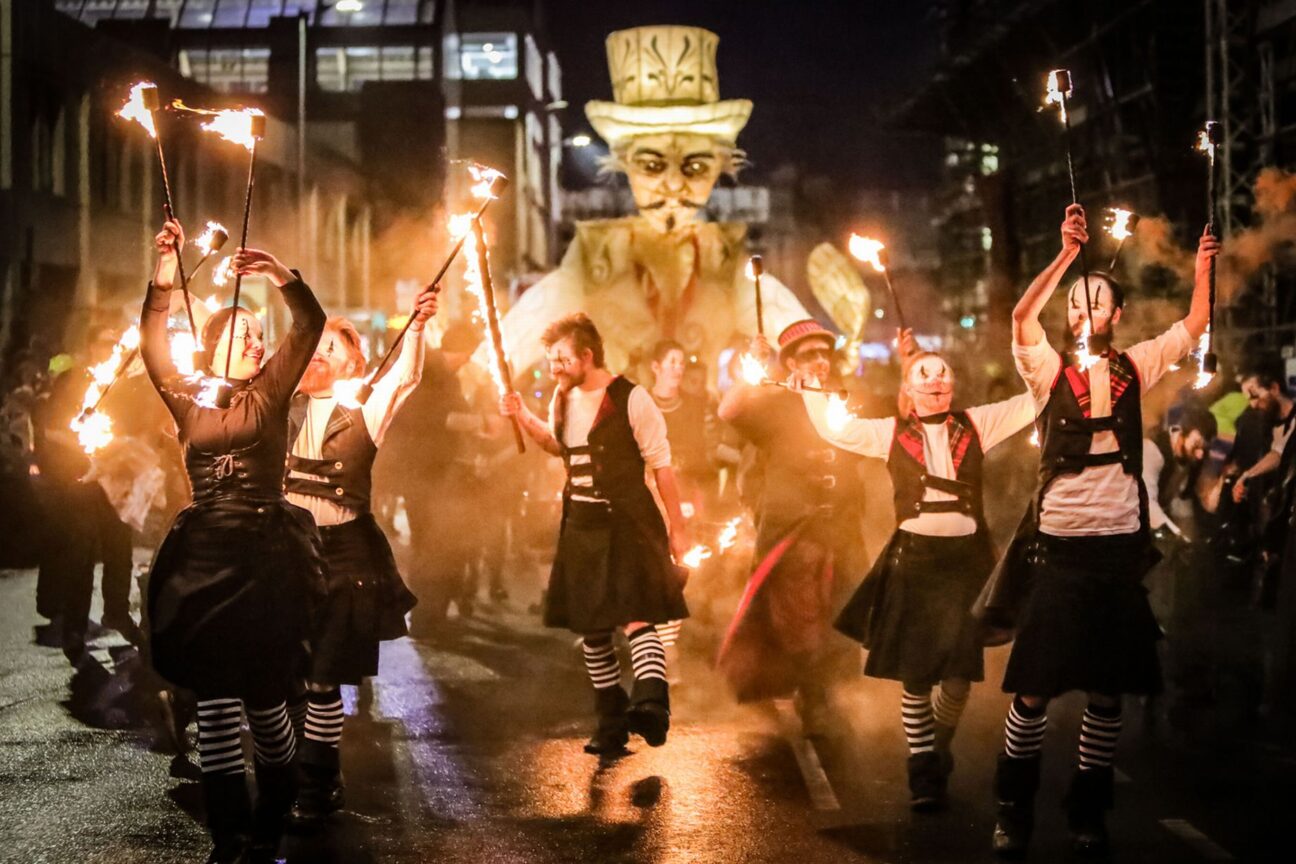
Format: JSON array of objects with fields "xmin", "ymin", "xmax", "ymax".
[
  {"xmin": 335, "ymin": 487, "xmax": 344, "ymax": 496},
  {"xmin": 1059, "ymin": 418, "xmax": 1069, "ymax": 426},
  {"xmin": 256, "ymin": 507, "xmax": 266, "ymax": 514},
  {"xmin": 334, "ymin": 461, "xmax": 343, "ymax": 469}
]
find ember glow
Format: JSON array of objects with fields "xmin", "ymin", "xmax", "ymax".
[
  {"xmin": 848, "ymin": 234, "xmax": 887, "ymax": 273},
  {"xmin": 117, "ymin": 82, "xmax": 158, "ymax": 138},
  {"xmin": 199, "ymin": 107, "xmax": 265, "ymax": 151},
  {"xmin": 1045, "ymin": 69, "xmax": 1072, "ymax": 125},
  {"xmin": 1107, "ymin": 208, "xmax": 1136, "ymax": 242},
  {"xmin": 681, "ymin": 544, "xmax": 713, "ymax": 569},
  {"xmin": 826, "ymin": 392, "xmax": 852, "ymax": 433},
  {"xmin": 739, "ymin": 352, "xmax": 768, "ymax": 386},
  {"xmin": 70, "ymin": 325, "xmax": 141, "ymax": 454},
  {"xmin": 193, "ymin": 222, "xmax": 230, "ymax": 256}
]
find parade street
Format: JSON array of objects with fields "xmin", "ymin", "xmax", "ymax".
[{"xmin": 0, "ymin": 565, "xmax": 1288, "ymax": 864}]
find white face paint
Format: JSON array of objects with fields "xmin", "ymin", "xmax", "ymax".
[
  {"xmin": 903, "ymin": 354, "xmax": 954, "ymax": 417},
  {"xmin": 623, "ymin": 132, "xmax": 724, "ymax": 235},
  {"xmin": 1067, "ymin": 275, "xmax": 1121, "ymax": 341}
]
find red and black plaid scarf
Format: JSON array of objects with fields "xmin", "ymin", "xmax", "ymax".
[
  {"xmin": 896, "ymin": 413, "xmax": 974, "ymax": 472},
  {"xmin": 1063, "ymin": 353, "xmax": 1135, "ymax": 418}
]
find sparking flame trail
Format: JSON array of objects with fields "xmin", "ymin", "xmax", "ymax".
[
  {"xmin": 1193, "ymin": 329, "xmax": 1215, "ymax": 390},
  {"xmin": 1108, "ymin": 208, "xmax": 1135, "ymax": 241},
  {"xmin": 682, "ymin": 544, "xmax": 713, "ymax": 569},
  {"xmin": 717, "ymin": 517, "xmax": 742, "ymax": 553},
  {"xmin": 70, "ymin": 325, "xmax": 142, "ymax": 454},
  {"xmin": 459, "ymin": 216, "xmax": 510, "ymax": 398},
  {"xmin": 193, "ymin": 222, "xmax": 230, "ymax": 256},
  {"xmin": 848, "ymin": 234, "xmax": 887, "ymax": 273},
  {"xmin": 826, "ymin": 392, "xmax": 852, "ymax": 433},
  {"xmin": 1074, "ymin": 319, "xmax": 1099, "ymax": 371},
  {"xmin": 1045, "ymin": 69, "xmax": 1071, "ymax": 125},
  {"xmin": 739, "ymin": 352, "xmax": 768, "ymax": 386},
  {"xmin": 198, "ymin": 107, "xmax": 265, "ymax": 151},
  {"xmin": 468, "ymin": 163, "xmax": 507, "ymax": 201},
  {"xmin": 117, "ymin": 82, "xmax": 158, "ymax": 138},
  {"xmin": 212, "ymin": 256, "xmax": 234, "ymax": 287}
]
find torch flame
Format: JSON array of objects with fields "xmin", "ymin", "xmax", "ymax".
[
  {"xmin": 1107, "ymin": 208, "xmax": 1136, "ymax": 242},
  {"xmin": 200, "ymin": 108, "xmax": 265, "ymax": 151},
  {"xmin": 459, "ymin": 215, "xmax": 511, "ymax": 397},
  {"xmin": 70, "ymin": 325, "xmax": 141, "ymax": 454},
  {"xmin": 171, "ymin": 331, "xmax": 199, "ymax": 376},
  {"xmin": 681, "ymin": 544, "xmax": 713, "ymax": 569},
  {"xmin": 1045, "ymin": 69, "xmax": 1071, "ymax": 125},
  {"xmin": 1074, "ymin": 319, "xmax": 1099, "ymax": 371},
  {"xmin": 117, "ymin": 82, "xmax": 158, "ymax": 138},
  {"xmin": 193, "ymin": 376, "xmax": 230, "ymax": 409},
  {"xmin": 334, "ymin": 377, "xmax": 369, "ymax": 409},
  {"xmin": 739, "ymin": 352, "xmax": 768, "ymax": 386},
  {"xmin": 826, "ymin": 392, "xmax": 852, "ymax": 433},
  {"xmin": 745, "ymin": 258, "xmax": 763, "ymax": 281},
  {"xmin": 848, "ymin": 234, "xmax": 887, "ymax": 273},
  {"xmin": 204, "ymin": 294, "xmax": 221, "ymax": 312},
  {"xmin": 212, "ymin": 257, "xmax": 234, "ymax": 288},
  {"xmin": 1196, "ymin": 128, "xmax": 1218, "ymax": 166},
  {"xmin": 1193, "ymin": 329, "xmax": 1215, "ymax": 390},
  {"xmin": 193, "ymin": 221, "xmax": 230, "ymax": 256},
  {"xmin": 468, "ymin": 163, "xmax": 506, "ymax": 200},
  {"xmin": 1029, "ymin": 428, "xmax": 1040, "ymax": 448},
  {"xmin": 717, "ymin": 516, "xmax": 742, "ymax": 553}
]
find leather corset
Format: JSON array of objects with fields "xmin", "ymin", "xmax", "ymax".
[{"xmin": 186, "ymin": 438, "xmax": 286, "ymax": 505}]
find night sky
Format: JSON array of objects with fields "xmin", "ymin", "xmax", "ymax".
[{"xmin": 545, "ymin": 0, "xmax": 943, "ymax": 192}]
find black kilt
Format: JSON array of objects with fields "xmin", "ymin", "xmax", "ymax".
[
  {"xmin": 836, "ymin": 530, "xmax": 994, "ymax": 686},
  {"xmin": 545, "ymin": 500, "xmax": 688, "ymax": 632},
  {"xmin": 148, "ymin": 499, "xmax": 325, "ymax": 702},
  {"xmin": 311, "ymin": 514, "xmax": 417, "ymax": 685},
  {"xmin": 1003, "ymin": 531, "xmax": 1162, "ymax": 697}
]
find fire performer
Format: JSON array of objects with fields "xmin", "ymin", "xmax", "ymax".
[
  {"xmin": 140, "ymin": 219, "xmax": 327, "ymax": 864},
  {"xmin": 979, "ymin": 205, "xmax": 1216, "ymax": 857},
  {"xmin": 500, "ymin": 313, "xmax": 690, "ymax": 755},
  {"xmin": 715, "ymin": 321, "xmax": 865, "ymax": 733},
  {"xmin": 283, "ymin": 295, "xmax": 436, "ymax": 826},
  {"xmin": 799, "ymin": 334, "xmax": 1036, "ymax": 810}
]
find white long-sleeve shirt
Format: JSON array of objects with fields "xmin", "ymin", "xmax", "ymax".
[
  {"xmin": 286, "ymin": 328, "xmax": 425, "ymax": 526},
  {"xmin": 1013, "ymin": 321, "xmax": 1193, "ymax": 536},
  {"xmin": 1141, "ymin": 438, "xmax": 1178, "ymax": 534},
  {"xmin": 551, "ymin": 383, "xmax": 671, "ymax": 503},
  {"xmin": 803, "ymin": 391, "xmax": 1037, "ymax": 536}
]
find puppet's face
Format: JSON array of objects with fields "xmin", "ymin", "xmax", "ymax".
[
  {"xmin": 625, "ymin": 133, "xmax": 723, "ymax": 234},
  {"xmin": 904, "ymin": 354, "xmax": 954, "ymax": 417},
  {"xmin": 301, "ymin": 326, "xmax": 355, "ymax": 395},
  {"xmin": 209, "ymin": 310, "xmax": 263, "ymax": 380},
  {"xmin": 1067, "ymin": 275, "xmax": 1122, "ymax": 348}
]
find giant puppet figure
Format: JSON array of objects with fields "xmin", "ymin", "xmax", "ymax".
[{"xmin": 489, "ymin": 26, "xmax": 810, "ymax": 377}]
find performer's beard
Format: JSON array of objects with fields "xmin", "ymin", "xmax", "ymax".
[{"xmin": 299, "ymin": 359, "xmax": 335, "ymax": 396}]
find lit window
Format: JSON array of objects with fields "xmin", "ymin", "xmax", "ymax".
[
  {"xmin": 446, "ymin": 32, "xmax": 518, "ymax": 80},
  {"xmin": 179, "ymin": 47, "xmax": 270, "ymax": 94},
  {"xmin": 316, "ymin": 46, "xmax": 435, "ymax": 92}
]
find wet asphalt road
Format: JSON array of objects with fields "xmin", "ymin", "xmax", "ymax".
[{"xmin": 0, "ymin": 564, "xmax": 1290, "ymax": 864}]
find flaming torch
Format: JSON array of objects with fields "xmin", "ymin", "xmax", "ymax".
[
  {"xmin": 1197, "ymin": 120, "xmax": 1223, "ymax": 381},
  {"xmin": 1043, "ymin": 69, "xmax": 1099, "ymax": 371},
  {"xmin": 1105, "ymin": 207, "xmax": 1140, "ymax": 270},
  {"xmin": 746, "ymin": 255, "xmax": 765, "ymax": 336},
  {"xmin": 848, "ymin": 234, "xmax": 907, "ymax": 333},
  {"xmin": 738, "ymin": 351, "xmax": 845, "ymax": 398},
  {"xmin": 71, "ymin": 325, "xmax": 142, "ymax": 454},
  {"xmin": 470, "ymin": 217, "xmax": 525, "ymax": 454},
  {"xmin": 118, "ymin": 82, "xmax": 203, "ymax": 345},
  {"xmin": 359, "ymin": 163, "xmax": 509, "ymax": 404},
  {"xmin": 192, "ymin": 106, "xmax": 266, "ymax": 406}
]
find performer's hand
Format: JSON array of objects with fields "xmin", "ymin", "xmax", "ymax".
[
  {"xmin": 786, "ymin": 368, "xmax": 821, "ymax": 392},
  {"xmin": 499, "ymin": 390, "xmax": 523, "ymax": 417},
  {"xmin": 1196, "ymin": 226, "xmax": 1222, "ymax": 279},
  {"xmin": 151, "ymin": 219, "xmax": 184, "ymax": 290},
  {"xmin": 233, "ymin": 248, "xmax": 294, "ymax": 287},
  {"xmin": 1061, "ymin": 204, "xmax": 1088, "ymax": 252},
  {"xmin": 897, "ymin": 327, "xmax": 919, "ymax": 361},
  {"xmin": 749, "ymin": 333, "xmax": 773, "ymax": 363},
  {"xmin": 1232, "ymin": 476, "xmax": 1248, "ymax": 504},
  {"xmin": 410, "ymin": 287, "xmax": 439, "ymax": 331},
  {"xmin": 669, "ymin": 526, "xmax": 690, "ymax": 566}
]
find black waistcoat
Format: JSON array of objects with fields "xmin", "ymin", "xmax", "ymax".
[
  {"xmin": 284, "ymin": 394, "xmax": 378, "ymax": 513},
  {"xmin": 888, "ymin": 412, "xmax": 986, "ymax": 528},
  {"xmin": 556, "ymin": 376, "xmax": 667, "ymax": 537},
  {"xmin": 1038, "ymin": 353, "xmax": 1144, "ymax": 492}
]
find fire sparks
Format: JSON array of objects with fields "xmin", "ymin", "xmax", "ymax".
[
  {"xmin": 848, "ymin": 234, "xmax": 887, "ymax": 273},
  {"xmin": 197, "ymin": 107, "xmax": 265, "ymax": 151},
  {"xmin": 1074, "ymin": 319, "xmax": 1099, "ymax": 371},
  {"xmin": 1045, "ymin": 69, "xmax": 1072, "ymax": 125},
  {"xmin": 212, "ymin": 257, "xmax": 234, "ymax": 288},
  {"xmin": 193, "ymin": 376, "xmax": 230, "ymax": 409},
  {"xmin": 117, "ymin": 82, "xmax": 158, "ymax": 138},
  {"xmin": 826, "ymin": 392, "xmax": 852, "ymax": 433},
  {"xmin": 70, "ymin": 325, "xmax": 141, "ymax": 454},
  {"xmin": 681, "ymin": 544, "xmax": 713, "ymax": 569},
  {"xmin": 1193, "ymin": 329, "xmax": 1215, "ymax": 390},
  {"xmin": 739, "ymin": 352, "xmax": 768, "ymax": 386},
  {"xmin": 1107, "ymin": 208, "xmax": 1136, "ymax": 242},
  {"xmin": 193, "ymin": 222, "xmax": 230, "ymax": 256},
  {"xmin": 1197, "ymin": 123, "xmax": 1220, "ymax": 166},
  {"xmin": 468, "ymin": 163, "xmax": 506, "ymax": 200}
]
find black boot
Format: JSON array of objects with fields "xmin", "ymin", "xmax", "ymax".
[
  {"xmin": 202, "ymin": 772, "xmax": 252, "ymax": 864},
  {"xmin": 992, "ymin": 753, "xmax": 1041, "ymax": 858},
  {"xmin": 626, "ymin": 677, "xmax": 670, "ymax": 747},
  {"xmin": 1064, "ymin": 766, "xmax": 1114, "ymax": 856},
  {"xmin": 249, "ymin": 760, "xmax": 297, "ymax": 861},
  {"xmin": 907, "ymin": 751, "xmax": 947, "ymax": 812},
  {"xmin": 288, "ymin": 740, "xmax": 344, "ymax": 827},
  {"xmin": 584, "ymin": 685, "xmax": 630, "ymax": 755}
]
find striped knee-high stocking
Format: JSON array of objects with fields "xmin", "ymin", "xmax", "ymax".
[
  {"xmin": 304, "ymin": 688, "xmax": 345, "ymax": 751},
  {"xmin": 902, "ymin": 688, "xmax": 936, "ymax": 755},
  {"xmin": 1004, "ymin": 696, "xmax": 1048, "ymax": 759},
  {"xmin": 287, "ymin": 690, "xmax": 308, "ymax": 742},
  {"xmin": 934, "ymin": 682, "xmax": 970, "ymax": 730},
  {"xmin": 582, "ymin": 633, "xmax": 621, "ymax": 690},
  {"xmin": 246, "ymin": 701, "xmax": 296, "ymax": 766},
  {"xmin": 656, "ymin": 619, "xmax": 683, "ymax": 648},
  {"xmin": 196, "ymin": 698, "xmax": 245, "ymax": 775},
  {"xmin": 1077, "ymin": 702, "xmax": 1122, "ymax": 770},
  {"xmin": 626, "ymin": 625, "xmax": 667, "ymax": 682}
]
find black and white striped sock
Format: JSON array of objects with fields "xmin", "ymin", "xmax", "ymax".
[
  {"xmin": 902, "ymin": 688, "xmax": 936, "ymax": 755},
  {"xmin": 934, "ymin": 682, "xmax": 970, "ymax": 730},
  {"xmin": 656, "ymin": 620, "xmax": 683, "ymax": 648},
  {"xmin": 1004, "ymin": 696, "xmax": 1048, "ymax": 759},
  {"xmin": 304, "ymin": 688, "xmax": 345, "ymax": 748},
  {"xmin": 582, "ymin": 633, "xmax": 621, "ymax": 690},
  {"xmin": 247, "ymin": 701, "xmax": 296, "ymax": 766},
  {"xmin": 626, "ymin": 625, "xmax": 667, "ymax": 682},
  {"xmin": 1078, "ymin": 702, "xmax": 1122, "ymax": 770},
  {"xmin": 287, "ymin": 690, "xmax": 308, "ymax": 741},
  {"xmin": 196, "ymin": 698, "xmax": 245, "ymax": 775}
]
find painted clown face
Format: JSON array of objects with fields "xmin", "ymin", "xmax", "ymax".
[
  {"xmin": 301, "ymin": 325, "xmax": 357, "ymax": 395},
  {"xmin": 904, "ymin": 354, "xmax": 954, "ymax": 417},
  {"xmin": 623, "ymin": 132, "xmax": 725, "ymax": 234},
  {"xmin": 1067, "ymin": 275, "xmax": 1122, "ymax": 349}
]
